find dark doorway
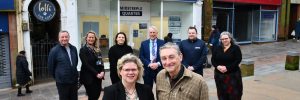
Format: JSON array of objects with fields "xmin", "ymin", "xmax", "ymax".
[{"xmin": 28, "ymin": 0, "xmax": 61, "ymax": 83}]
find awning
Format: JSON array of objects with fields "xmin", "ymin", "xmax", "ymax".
[
  {"xmin": 0, "ymin": 13, "xmax": 9, "ymax": 33},
  {"xmin": 215, "ymin": 0, "xmax": 281, "ymax": 5}
]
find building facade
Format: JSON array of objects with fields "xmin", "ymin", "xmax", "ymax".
[
  {"xmin": 213, "ymin": 0, "xmax": 281, "ymax": 43},
  {"xmin": 7, "ymin": 0, "xmax": 203, "ymax": 87}
]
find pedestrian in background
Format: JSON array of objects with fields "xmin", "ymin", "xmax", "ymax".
[
  {"xmin": 179, "ymin": 26, "xmax": 208, "ymax": 76},
  {"xmin": 139, "ymin": 26, "xmax": 165, "ymax": 89},
  {"xmin": 48, "ymin": 31, "xmax": 78, "ymax": 100},
  {"xmin": 211, "ymin": 31, "xmax": 243, "ymax": 100},
  {"xmin": 16, "ymin": 50, "xmax": 32, "ymax": 97},
  {"xmin": 156, "ymin": 43, "xmax": 208, "ymax": 100},
  {"xmin": 164, "ymin": 32, "xmax": 173, "ymax": 43},
  {"xmin": 208, "ymin": 25, "xmax": 220, "ymax": 52},
  {"xmin": 103, "ymin": 54, "xmax": 154, "ymax": 100},
  {"xmin": 79, "ymin": 31, "xmax": 105, "ymax": 100},
  {"xmin": 109, "ymin": 32, "xmax": 133, "ymax": 84},
  {"xmin": 295, "ymin": 18, "xmax": 300, "ymax": 41}
]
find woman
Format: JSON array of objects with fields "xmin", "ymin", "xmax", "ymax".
[
  {"xmin": 208, "ymin": 25, "xmax": 220, "ymax": 52},
  {"xmin": 211, "ymin": 32, "xmax": 243, "ymax": 100},
  {"xmin": 103, "ymin": 54, "xmax": 154, "ymax": 100},
  {"xmin": 79, "ymin": 31, "xmax": 105, "ymax": 100},
  {"xmin": 109, "ymin": 32, "xmax": 133, "ymax": 84},
  {"xmin": 16, "ymin": 50, "xmax": 32, "ymax": 96}
]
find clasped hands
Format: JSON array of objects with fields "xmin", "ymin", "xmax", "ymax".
[
  {"xmin": 149, "ymin": 62, "xmax": 159, "ymax": 70},
  {"xmin": 217, "ymin": 65, "xmax": 227, "ymax": 73},
  {"xmin": 96, "ymin": 72, "xmax": 105, "ymax": 79}
]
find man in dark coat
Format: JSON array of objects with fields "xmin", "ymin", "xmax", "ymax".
[
  {"xmin": 16, "ymin": 50, "xmax": 32, "ymax": 96},
  {"xmin": 48, "ymin": 31, "xmax": 78, "ymax": 100}
]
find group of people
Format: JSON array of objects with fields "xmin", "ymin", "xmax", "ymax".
[{"xmin": 16, "ymin": 24, "xmax": 243, "ymax": 100}]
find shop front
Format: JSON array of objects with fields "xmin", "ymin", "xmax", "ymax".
[
  {"xmin": 213, "ymin": 0, "xmax": 281, "ymax": 43},
  {"xmin": 78, "ymin": 0, "xmax": 203, "ymax": 54}
]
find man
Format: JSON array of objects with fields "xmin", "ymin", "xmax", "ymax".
[
  {"xmin": 48, "ymin": 31, "xmax": 78, "ymax": 100},
  {"xmin": 139, "ymin": 26, "xmax": 165, "ymax": 89},
  {"xmin": 156, "ymin": 43, "xmax": 209, "ymax": 100},
  {"xmin": 179, "ymin": 26, "xmax": 208, "ymax": 76}
]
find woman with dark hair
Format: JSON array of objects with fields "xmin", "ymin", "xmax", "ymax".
[
  {"xmin": 208, "ymin": 25, "xmax": 221, "ymax": 52},
  {"xmin": 109, "ymin": 32, "xmax": 133, "ymax": 84},
  {"xmin": 16, "ymin": 50, "xmax": 32, "ymax": 96},
  {"xmin": 79, "ymin": 31, "xmax": 105, "ymax": 100},
  {"xmin": 211, "ymin": 32, "xmax": 243, "ymax": 100}
]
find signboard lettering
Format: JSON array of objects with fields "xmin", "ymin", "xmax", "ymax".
[
  {"xmin": 33, "ymin": 0, "xmax": 56, "ymax": 22},
  {"xmin": 120, "ymin": 6, "xmax": 143, "ymax": 16}
]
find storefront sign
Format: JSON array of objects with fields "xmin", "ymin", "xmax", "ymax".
[
  {"xmin": 215, "ymin": 0, "xmax": 281, "ymax": 5},
  {"xmin": 120, "ymin": 1, "xmax": 150, "ymax": 20},
  {"xmin": 0, "ymin": 0, "xmax": 14, "ymax": 10},
  {"xmin": 33, "ymin": 0, "xmax": 56, "ymax": 22},
  {"xmin": 0, "ymin": 13, "xmax": 8, "ymax": 33},
  {"xmin": 120, "ymin": 6, "xmax": 142, "ymax": 16}
]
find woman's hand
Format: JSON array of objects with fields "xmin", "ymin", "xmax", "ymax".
[
  {"xmin": 97, "ymin": 72, "xmax": 105, "ymax": 79},
  {"xmin": 217, "ymin": 65, "xmax": 227, "ymax": 73}
]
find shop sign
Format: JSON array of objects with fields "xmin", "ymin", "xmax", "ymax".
[
  {"xmin": 0, "ymin": 0, "xmax": 15, "ymax": 10},
  {"xmin": 33, "ymin": 0, "xmax": 56, "ymax": 22},
  {"xmin": 0, "ymin": 13, "xmax": 8, "ymax": 33},
  {"xmin": 215, "ymin": 0, "xmax": 281, "ymax": 5},
  {"xmin": 120, "ymin": 6, "xmax": 142, "ymax": 16},
  {"xmin": 291, "ymin": 0, "xmax": 300, "ymax": 4}
]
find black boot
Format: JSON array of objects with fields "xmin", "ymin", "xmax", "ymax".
[
  {"xmin": 25, "ymin": 85, "xmax": 32, "ymax": 93},
  {"xmin": 17, "ymin": 87, "xmax": 25, "ymax": 97}
]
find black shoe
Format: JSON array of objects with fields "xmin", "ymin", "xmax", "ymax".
[
  {"xmin": 26, "ymin": 90, "xmax": 33, "ymax": 93},
  {"xmin": 17, "ymin": 93, "xmax": 25, "ymax": 97}
]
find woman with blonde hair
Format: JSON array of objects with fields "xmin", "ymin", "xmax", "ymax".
[
  {"xmin": 79, "ymin": 31, "xmax": 104, "ymax": 100},
  {"xmin": 103, "ymin": 54, "xmax": 154, "ymax": 100}
]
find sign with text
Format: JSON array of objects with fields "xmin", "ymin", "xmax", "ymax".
[
  {"xmin": 120, "ymin": 7, "xmax": 142, "ymax": 16},
  {"xmin": 33, "ymin": 0, "xmax": 56, "ymax": 22},
  {"xmin": 120, "ymin": 1, "xmax": 150, "ymax": 20}
]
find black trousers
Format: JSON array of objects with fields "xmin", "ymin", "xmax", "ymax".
[
  {"xmin": 56, "ymin": 82, "xmax": 78, "ymax": 100},
  {"xmin": 18, "ymin": 85, "xmax": 30, "ymax": 94},
  {"xmin": 83, "ymin": 79, "xmax": 102, "ymax": 100},
  {"xmin": 110, "ymin": 67, "xmax": 120, "ymax": 84}
]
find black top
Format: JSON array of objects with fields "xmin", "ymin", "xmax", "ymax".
[
  {"xmin": 103, "ymin": 82, "xmax": 154, "ymax": 100},
  {"xmin": 108, "ymin": 44, "xmax": 133, "ymax": 68},
  {"xmin": 16, "ymin": 54, "xmax": 32, "ymax": 85},
  {"xmin": 79, "ymin": 45, "xmax": 104, "ymax": 85},
  {"xmin": 211, "ymin": 44, "xmax": 242, "ymax": 74}
]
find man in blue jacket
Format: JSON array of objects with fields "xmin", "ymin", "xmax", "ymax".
[
  {"xmin": 179, "ymin": 26, "xmax": 208, "ymax": 76},
  {"xmin": 139, "ymin": 26, "xmax": 165, "ymax": 89},
  {"xmin": 48, "ymin": 31, "xmax": 78, "ymax": 100}
]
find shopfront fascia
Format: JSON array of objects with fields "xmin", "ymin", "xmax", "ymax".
[
  {"xmin": 78, "ymin": 0, "xmax": 202, "ymax": 51},
  {"xmin": 213, "ymin": 0, "xmax": 280, "ymax": 43}
]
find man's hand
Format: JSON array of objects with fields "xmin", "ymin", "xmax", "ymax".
[
  {"xmin": 149, "ymin": 63, "xmax": 159, "ymax": 70},
  {"xmin": 97, "ymin": 72, "xmax": 105, "ymax": 79}
]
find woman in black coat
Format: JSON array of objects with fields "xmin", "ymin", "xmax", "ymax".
[
  {"xmin": 16, "ymin": 50, "xmax": 32, "ymax": 96},
  {"xmin": 79, "ymin": 31, "xmax": 105, "ymax": 100},
  {"xmin": 103, "ymin": 54, "xmax": 154, "ymax": 100},
  {"xmin": 211, "ymin": 32, "xmax": 243, "ymax": 100},
  {"xmin": 108, "ymin": 32, "xmax": 133, "ymax": 84}
]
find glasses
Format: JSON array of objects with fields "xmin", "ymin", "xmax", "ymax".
[
  {"xmin": 122, "ymin": 68, "xmax": 138, "ymax": 72},
  {"xmin": 220, "ymin": 38, "xmax": 229, "ymax": 41}
]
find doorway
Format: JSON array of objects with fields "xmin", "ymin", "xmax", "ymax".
[{"xmin": 28, "ymin": 0, "xmax": 61, "ymax": 83}]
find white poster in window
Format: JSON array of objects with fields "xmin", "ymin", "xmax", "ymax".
[{"xmin": 168, "ymin": 16, "xmax": 181, "ymax": 39}]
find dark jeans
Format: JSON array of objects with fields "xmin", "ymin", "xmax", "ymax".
[{"xmin": 56, "ymin": 82, "xmax": 78, "ymax": 100}]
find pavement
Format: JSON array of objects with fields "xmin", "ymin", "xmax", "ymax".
[{"xmin": 1, "ymin": 39, "xmax": 300, "ymax": 100}]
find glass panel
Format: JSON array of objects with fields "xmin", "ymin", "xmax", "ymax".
[
  {"xmin": 212, "ymin": 9, "xmax": 233, "ymax": 33},
  {"xmin": 252, "ymin": 10, "xmax": 260, "ymax": 41},
  {"xmin": 234, "ymin": 5, "xmax": 254, "ymax": 42},
  {"xmin": 259, "ymin": 11, "xmax": 276, "ymax": 41},
  {"xmin": 163, "ymin": 1, "xmax": 193, "ymax": 41}
]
